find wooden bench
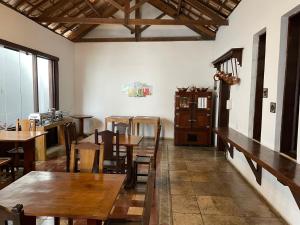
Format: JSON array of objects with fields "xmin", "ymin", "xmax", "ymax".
[{"xmin": 214, "ymin": 127, "xmax": 300, "ymax": 210}]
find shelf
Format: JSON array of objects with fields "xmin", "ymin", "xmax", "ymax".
[{"xmin": 212, "ymin": 48, "xmax": 244, "ymax": 68}]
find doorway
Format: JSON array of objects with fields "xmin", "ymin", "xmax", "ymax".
[
  {"xmin": 280, "ymin": 12, "xmax": 300, "ymax": 159},
  {"xmin": 217, "ymin": 80, "xmax": 230, "ymax": 151},
  {"xmin": 253, "ymin": 33, "xmax": 266, "ymax": 142}
]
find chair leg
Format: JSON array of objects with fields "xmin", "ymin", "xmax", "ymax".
[
  {"xmin": 10, "ymin": 161, "xmax": 15, "ymax": 181},
  {"xmin": 134, "ymin": 161, "xmax": 138, "ymax": 186}
]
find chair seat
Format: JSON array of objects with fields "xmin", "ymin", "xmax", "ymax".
[
  {"xmin": 0, "ymin": 157, "xmax": 12, "ymax": 167},
  {"xmin": 7, "ymin": 147, "xmax": 24, "ymax": 154}
]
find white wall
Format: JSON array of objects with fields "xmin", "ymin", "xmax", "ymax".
[
  {"xmin": 74, "ymin": 42, "xmax": 215, "ymax": 137},
  {"xmin": 0, "ymin": 4, "xmax": 75, "ymax": 112},
  {"xmin": 214, "ymin": 0, "xmax": 300, "ymax": 224}
]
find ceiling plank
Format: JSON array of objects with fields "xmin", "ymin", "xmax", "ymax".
[
  {"xmin": 39, "ymin": 0, "xmax": 70, "ymax": 17},
  {"xmin": 35, "ymin": 17, "xmax": 228, "ymax": 25},
  {"xmin": 148, "ymin": 0, "xmax": 216, "ymax": 39},
  {"xmin": 77, "ymin": 36, "xmax": 202, "ymax": 42},
  {"xmin": 27, "ymin": 0, "xmax": 48, "ymax": 15},
  {"xmin": 105, "ymin": 0, "xmax": 125, "ymax": 12},
  {"xmin": 184, "ymin": 0, "xmax": 227, "ymax": 24}
]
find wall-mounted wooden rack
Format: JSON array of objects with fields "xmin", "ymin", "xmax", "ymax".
[{"xmin": 212, "ymin": 48, "xmax": 244, "ymax": 69}]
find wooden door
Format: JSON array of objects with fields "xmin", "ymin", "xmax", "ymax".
[{"xmin": 253, "ymin": 32, "xmax": 266, "ymax": 142}]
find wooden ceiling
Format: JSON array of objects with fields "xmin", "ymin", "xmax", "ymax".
[{"xmin": 0, "ymin": 0, "xmax": 241, "ymax": 42}]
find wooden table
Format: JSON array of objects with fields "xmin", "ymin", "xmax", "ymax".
[
  {"xmin": 132, "ymin": 116, "xmax": 160, "ymax": 137},
  {"xmin": 105, "ymin": 116, "xmax": 133, "ymax": 134},
  {"xmin": 0, "ymin": 171, "xmax": 126, "ymax": 225},
  {"xmin": 81, "ymin": 134, "xmax": 143, "ymax": 187},
  {"xmin": 71, "ymin": 114, "xmax": 94, "ymax": 137},
  {"xmin": 0, "ymin": 131, "xmax": 46, "ymax": 174},
  {"xmin": 35, "ymin": 118, "xmax": 72, "ymax": 161}
]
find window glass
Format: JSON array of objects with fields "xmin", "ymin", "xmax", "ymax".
[{"xmin": 37, "ymin": 57, "xmax": 50, "ymax": 113}]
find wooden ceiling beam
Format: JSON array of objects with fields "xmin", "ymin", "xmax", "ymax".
[
  {"xmin": 177, "ymin": 0, "xmax": 183, "ymax": 16},
  {"xmin": 148, "ymin": 0, "xmax": 215, "ymax": 39},
  {"xmin": 138, "ymin": 12, "xmax": 165, "ymax": 34},
  {"xmin": 27, "ymin": 0, "xmax": 48, "ymax": 15},
  {"xmin": 76, "ymin": 36, "xmax": 203, "ymax": 42},
  {"xmin": 135, "ymin": 0, "xmax": 141, "ymax": 41},
  {"xmin": 84, "ymin": 0, "xmax": 101, "ymax": 16},
  {"xmin": 105, "ymin": 0, "xmax": 125, "ymax": 12},
  {"xmin": 68, "ymin": 1, "xmax": 125, "ymax": 41},
  {"xmin": 128, "ymin": 0, "xmax": 149, "ymax": 13},
  {"xmin": 35, "ymin": 17, "xmax": 228, "ymax": 25}
]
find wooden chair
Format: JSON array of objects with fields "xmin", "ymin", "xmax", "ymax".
[
  {"xmin": 0, "ymin": 157, "xmax": 15, "ymax": 181},
  {"xmin": 70, "ymin": 142, "xmax": 103, "ymax": 173},
  {"xmin": 133, "ymin": 126, "xmax": 160, "ymax": 184},
  {"xmin": 64, "ymin": 122, "xmax": 78, "ymax": 172},
  {"xmin": 0, "ymin": 204, "xmax": 24, "ymax": 225},
  {"xmin": 95, "ymin": 129, "xmax": 126, "ymax": 174},
  {"xmin": 115, "ymin": 122, "xmax": 130, "ymax": 135},
  {"xmin": 7, "ymin": 119, "xmax": 37, "ymax": 171},
  {"xmin": 108, "ymin": 167, "xmax": 156, "ymax": 225}
]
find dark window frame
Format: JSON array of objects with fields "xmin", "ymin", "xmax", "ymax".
[{"xmin": 0, "ymin": 38, "xmax": 60, "ymax": 111}]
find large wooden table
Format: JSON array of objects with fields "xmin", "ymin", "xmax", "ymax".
[
  {"xmin": 0, "ymin": 131, "xmax": 46, "ymax": 174},
  {"xmin": 81, "ymin": 134, "xmax": 143, "ymax": 187},
  {"xmin": 0, "ymin": 171, "xmax": 126, "ymax": 225},
  {"xmin": 132, "ymin": 116, "xmax": 160, "ymax": 137},
  {"xmin": 35, "ymin": 118, "xmax": 72, "ymax": 161}
]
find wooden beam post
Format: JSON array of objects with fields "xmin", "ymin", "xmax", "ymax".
[{"xmin": 135, "ymin": 0, "xmax": 141, "ymax": 41}]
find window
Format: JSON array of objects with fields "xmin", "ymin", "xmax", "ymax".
[
  {"xmin": 0, "ymin": 39, "xmax": 59, "ymax": 128},
  {"xmin": 280, "ymin": 12, "xmax": 300, "ymax": 159}
]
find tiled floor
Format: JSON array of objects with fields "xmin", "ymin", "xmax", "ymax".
[
  {"xmin": 166, "ymin": 143, "xmax": 287, "ymax": 225},
  {"xmin": 0, "ymin": 139, "xmax": 287, "ymax": 225}
]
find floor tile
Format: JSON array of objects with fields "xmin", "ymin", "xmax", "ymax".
[
  {"xmin": 173, "ymin": 213, "xmax": 204, "ymax": 225},
  {"xmin": 202, "ymin": 215, "xmax": 249, "ymax": 225},
  {"xmin": 197, "ymin": 196, "xmax": 242, "ymax": 216},
  {"xmin": 171, "ymin": 195, "xmax": 200, "ymax": 214},
  {"xmin": 244, "ymin": 217, "xmax": 287, "ymax": 225},
  {"xmin": 169, "ymin": 170, "xmax": 191, "ymax": 182},
  {"xmin": 170, "ymin": 181, "xmax": 195, "ymax": 195}
]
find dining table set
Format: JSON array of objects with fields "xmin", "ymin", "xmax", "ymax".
[{"xmin": 0, "ymin": 115, "xmax": 156, "ymax": 225}]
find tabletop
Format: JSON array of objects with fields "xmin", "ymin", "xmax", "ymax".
[
  {"xmin": 0, "ymin": 171, "xmax": 126, "ymax": 220},
  {"xmin": 0, "ymin": 131, "xmax": 47, "ymax": 142},
  {"xmin": 81, "ymin": 134, "xmax": 143, "ymax": 146}
]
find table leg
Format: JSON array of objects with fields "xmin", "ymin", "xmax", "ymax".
[
  {"xmin": 35, "ymin": 133, "xmax": 47, "ymax": 161},
  {"xmin": 23, "ymin": 215, "xmax": 36, "ymax": 225},
  {"xmin": 137, "ymin": 123, "xmax": 140, "ymax": 136},
  {"xmin": 87, "ymin": 219, "xmax": 102, "ymax": 225},
  {"xmin": 78, "ymin": 118, "xmax": 84, "ymax": 137},
  {"xmin": 58, "ymin": 124, "xmax": 65, "ymax": 145},
  {"xmin": 23, "ymin": 139, "xmax": 36, "ymax": 174},
  {"xmin": 125, "ymin": 146, "xmax": 134, "ymax": 189}
]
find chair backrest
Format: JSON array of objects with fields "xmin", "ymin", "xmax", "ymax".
[
  {"xmin": 70, "ymin": 142, "xmax": 103, "ymax": 173},
  {"xmin": 94, "ymin": 129, "xmax": 120, "ymax": 162},
  {"xmin": 16, "ymin": 119, "xmax": 36, "ymax": 131},
  {"xmin": 153, "ymin": 125, "xmax": 161, "ymax": 169},
  {"xmin": 115, "ymin": 122, "xmax": 130, "ymax": 135},
  {"xmin": 0, "ymin": 204, "xmax": 23, "ymax": 225},
  {"xmin": 142, "ymin": 168, "xmax": 156, "ymax": 225},
  {"xmin": 64, "ymin": 122, "xmax": 77, "ymax": 172}
]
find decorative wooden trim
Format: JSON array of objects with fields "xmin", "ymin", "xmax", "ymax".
[
  {"xmin": 243, "ymin": 154, "xmax": 262, "ymax": 185},
  {"xmin": 212, "ymin": 48, "xmax": 244, "ymax": 68}
]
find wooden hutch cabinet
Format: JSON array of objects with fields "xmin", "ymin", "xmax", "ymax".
[{"xmin": 174, "ymin": 90, "xmax": 213, "ymax": 146}]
